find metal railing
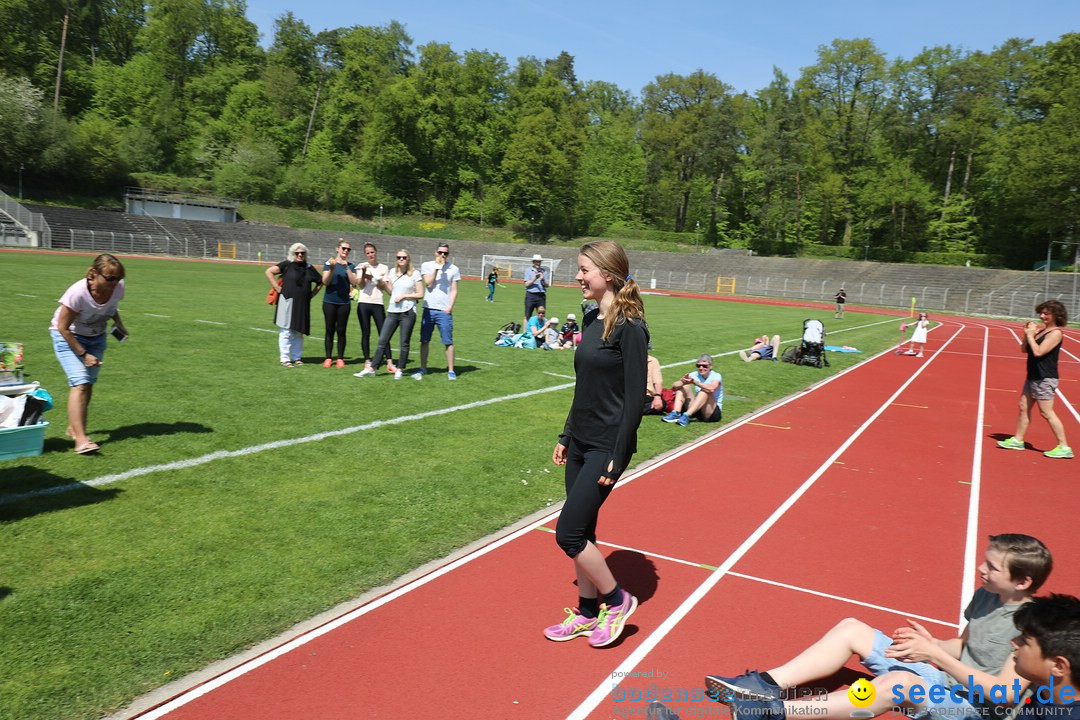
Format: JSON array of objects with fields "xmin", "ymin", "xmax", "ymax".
[{"xmin": 0, "ymin": 189, "xmax": 51, "ymax": 246}]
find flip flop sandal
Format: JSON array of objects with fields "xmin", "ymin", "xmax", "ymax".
[
  {"xmin": 74, "ymin": 441, "xmax": 100, "ymax": 454},
  {"xmin": 281, "ymin": 361, "xmax": 294, "ymax": 368}
]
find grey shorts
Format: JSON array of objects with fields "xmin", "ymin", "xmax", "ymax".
[{"xmin": 1024, "ymin": 378, "xmax": 1058, "ymax": 401}]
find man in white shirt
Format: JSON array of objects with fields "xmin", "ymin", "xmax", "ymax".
[{"xmin": 417, "ymin": 243, "xmax": 461, "ymax": 380}]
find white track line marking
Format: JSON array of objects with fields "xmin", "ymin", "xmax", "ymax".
[
  {"xmin": 0, "ymin": 383, "xmax": 573, "ymax": 505},
  {"xmin": 250, "ymin": 327, "xmax": 276, "ymax": 334},
  {"xmin": 959, "ymin": 325, "xmax": 987, "ymax": 627},
  {"xmin": 587, "ymin": 535, "xmax": 959, "ymax": 629},
  {"xmin": 566, "ymin": 324, "xmax": 969, "ymax": 720},
  {"xmin": 144, "ymin": 313, "xmax": 171, "ymax": 318},
  {"xmin": 544, "ymin": 371, "xmax": 575, "ymax": 379},
  {"xmin": 457, "ymin": 357, "xmax": 498, "ymax": 366},
  {"xmin": 195, "ymin": 320, "xmax": 225, "ymax": 326},
  {"xmin": 16, "ymin": 293, "xmax": 37, "ymax": 297}
]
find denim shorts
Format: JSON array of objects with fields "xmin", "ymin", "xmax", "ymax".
[
  {"xmin": 51, "ymin": 329, "xmax": 107, "ymax": 386},
  {"xmin": 420, "ymin": 307, "xmax": 454, "ymax": 345},
  {"xmin": 1023, "ymin": 378, "xmax": 1058, "ymax": 401},
  {"xmin": 862, "ymin": 629, "xmax": 978, "ymax": 719}
]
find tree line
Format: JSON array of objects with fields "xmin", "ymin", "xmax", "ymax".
[{"xmin": 1, "ymin": 0, "xmax": 1077, "ymax": 268}]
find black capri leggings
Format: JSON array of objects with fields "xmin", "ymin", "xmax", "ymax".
[
  {"xmin": 356, "ymin": 303, "xmax": 387, "ymax": 362},
  {"xmin": 555, "ymin": 439, "xmax": 615, "ymax": 559},
  {"xmin": 323, "ymin": 302, "xmax": 351, "ymax": 358}
]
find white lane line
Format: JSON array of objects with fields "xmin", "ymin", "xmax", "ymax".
[
  {"xmin": 0, "ymin": 383, "xmax": 575, "ymax": 505},
  {"xmin": 566, "ymin": 324, "xmax": 969, "ymax": 720},
  {"xmin": 195, "ymin": 320, "xmax": 226, "ymax": 326},
  {"xmin": 544, "ymin": 371, "xmax": 575, "ymax": 379},
  {"xmin": 250, "ymin": 328, "xmax": 276, "ymax": 334},
  {"xmin": 959, "ymin": 325, "xmax": 988, "ymax": 625},
  {"xmin": 144, "ymin": 313, "xmax": 171, "ymax": 318},
  {"xmin": 457, "ymin": 357, "xmax": 498, "ymax": 366},
  {"xmin": 16, "ymin": 293, "xmax": 38, "ymax": 298}
]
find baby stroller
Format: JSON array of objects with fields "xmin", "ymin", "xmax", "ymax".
[{"xmin": 795, "ymin": 319, "xmax": 829, "ymax": 368}]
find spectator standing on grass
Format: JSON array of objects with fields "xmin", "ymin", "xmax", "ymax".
[
  {"xmin": 662, "ymin": 354, "xmax": 722, "ymax": 427},
  {"xmin": 487, "ymin": 267, "xmax": 499, "ymax": 302},
  {"xmin": 523, "ymin": 253, "xmax": 549, "ymax": 329},
  {"xmin": 267, "ymin": 243, "xmax": 322, "ymax": 368},
  {"xmin": 997, "ymin": 300, "xmax": 1073, "ymax": 459},
  {"xmin": 834, "ymin": 288, "xmax": 847, "ymax": 319},
  {"xmin": 49, "ymin": 253, "xmax": 129, "ymax": 455},
  {"xmin": 417, "ymin": 243, "xmax": 460, "ymax": 380},
  {"xmin": 356, "ymin": 249, "xmax": 424, "ymax": 379},
  {"xmin": 320, "ymin": 239, "xmax": 357, "ymax": 369},
  {"xmin": 546, "ymin": 241, "xmax": 647, "ymax": 649},
  {"xmin": 354, "ymin": 243, "xmax": 395, "ymax": 376}
]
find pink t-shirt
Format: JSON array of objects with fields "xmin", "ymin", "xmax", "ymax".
[{"xmin": 49, "ymin": 279, "xmax": 126, "ymax": 336}]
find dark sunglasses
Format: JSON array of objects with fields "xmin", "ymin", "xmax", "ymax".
[
  {"xmin": 295, "ymin": 251, "xmax": 306, "ymax": 255},
  {"xmin": 396, "ymin": 255, "xmax": 409, "ymax": 260},
  {"xmin": 696, "ymin": 363, "xmax": 710, "ymax": 368},
  {"xmin": 340, "ymin": 247, "xmax": 352, "ymax": 252},
  {"xmin": 436, "ymin": 250, "xmax": 449, "ymax": 255}
]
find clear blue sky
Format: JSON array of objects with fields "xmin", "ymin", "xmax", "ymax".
[{"xmin": 245, "ymin": 0, "xmax": 1079, "ymax": 96}]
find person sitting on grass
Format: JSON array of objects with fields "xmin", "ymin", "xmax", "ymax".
[
  {"xmin": 661, "ymin": 354, "xmax": 722, "ymax": 427},
  {"xmin": 643, "ymin": 354, "xmax": 665, "ymax": 415},
  {"xmin": 541, "ymin": 317, "xmax": 565, "ymax": 350},
  {"xmin": 526, "ymin": 306, "xmax": 553, "ymax": 338},
  {"xmin": 1011, "ymin": 593, "xmax": 1080, "ymax": 719},
  {"xmin": 560, "ymin": 313, "xmax": 580, "ymax": 348},
  {"xmin": 655, "ymin": 533, "xmax": 1051, "ymax": 720},
  {"xmin": 740, "ymin": 335, "xmax": 781, "ymax": 363}
]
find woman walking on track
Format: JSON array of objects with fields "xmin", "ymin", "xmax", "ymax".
[
  {"xmin": 997, "ymin": 300, "xmax": 1073, "ymax": 459},
  {"xmin": 546, "ymin": 241, "xmax": 648, "ymax": 648}
]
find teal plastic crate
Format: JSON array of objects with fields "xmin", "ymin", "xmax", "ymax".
[{"xmin": 0, "ymin": 421, "xmax": 48, "ymax": 461}]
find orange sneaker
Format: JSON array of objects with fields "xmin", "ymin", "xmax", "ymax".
[
  {"xmin": 335, "ymin": 358, "xmax": 345, "ymax": 369},
  {"xmin": 387, "ymin": 360, "xmax": 398, "ymax": 374},
  {"xmin": 322, "ymin": 358, "xmax": 332, "ymax": 368}
]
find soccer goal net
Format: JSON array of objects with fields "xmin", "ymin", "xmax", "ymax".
[{"xmin": 482, "ymin": 254, "xmax": 563, "ymax": 282}]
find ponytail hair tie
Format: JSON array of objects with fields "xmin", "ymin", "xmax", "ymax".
[{"xmin": 625, "ymin": 275, "xmax": 633, "ymax": 282}]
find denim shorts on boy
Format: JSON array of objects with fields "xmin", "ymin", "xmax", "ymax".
[
  {"xmin": 1023, "ymin": 378, "xmax": 1058, "ymax": 401},
  {"xmin": 420, "ymin": 307, "xmax": 454, "ymax": 345},
  {"xmin": 863, "ymin": 629, "xmax": 978, "ymax": 719},
  {"xmin": 51, "ymin": 329, "xmax": 107, "ymax": 386}
]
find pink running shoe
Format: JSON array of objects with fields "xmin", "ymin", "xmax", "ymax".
[
  {"xmin": 543, "ymin": 607, "xmax": 599, "ymax": 642},
  {"xmin": 589, "ymin": 590, "xmax": 638, "ymax": 648}
]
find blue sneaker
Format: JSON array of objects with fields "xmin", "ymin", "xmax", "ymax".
[
  {"xmin": 676, "ymin": 413, "xmax": 690, "ymax": 427},
  {"xmin": 447, "ymin": 371, "xmax": 457, "ymax": 381},
  {"xmin": 661, "ymin": 411, "xmax": 680, "ymax": 423},
  {"xmin": 706, "ymin": 670, "xmax": 781, "ymax": 702}
]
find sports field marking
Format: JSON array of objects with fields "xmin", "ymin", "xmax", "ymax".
[
  {"xmin": 958, "ymin": 325, "xmax": 988, "ymax": 628},
  {"xmin": 0, "ymin": 381, "xmax": 574, "ymax": 506},
  {"xmin": 195, "ymin": 320, "xmax": 226, "ymax": 326},
  {"xmin": 15, "ymin": 293, "xmax": 38, "ymax": 297},
  {"xmin": 543, "ymin": 371, "xmax": 576, "ymax": 379},
  {"xmin": 891, "ymin": 403, "xmax": 928, "ymax": 409},
  {"xmin": 457, "ymin": 357, "xmax": 498, "ymax": 366},
  {"xmin": 144, "ymin": 313, "xmax": 171, "ymax": 318},
  {"xmin": 745, "ymin": 422, "xmax": 790, "ymax": 430},
  {"xmin": 566, "ymin": 324, "xmax": 969, "ymax": 720},
  {"xmin": 250, "ymin": 327, "xmax": 276, "ymax": 333}
]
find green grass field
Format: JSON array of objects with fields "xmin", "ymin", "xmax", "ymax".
[{"xmin": 0, "ymin": 250, "xmax": 910, "ymax": 720}]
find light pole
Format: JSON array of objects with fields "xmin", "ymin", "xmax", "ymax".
[
  {"xmin": 379, "ymin": 203, "xmax": 383, "ymax": 234},
  {"xmin": 18, "ymin": 163, "xmax": 24, "ymax": 201},
  {"xmin": 696, "ymin": 220, "xmax": 701, "ymax": 253}
]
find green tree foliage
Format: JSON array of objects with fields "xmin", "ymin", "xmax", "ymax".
[{"xmin": 2, "ymin": 10, "xmax": 1077, "ymax": 268}]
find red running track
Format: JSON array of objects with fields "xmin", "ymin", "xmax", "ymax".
[{"xmin": 130, "ymin": 318, "xmax": 1079, "ymax": 720}]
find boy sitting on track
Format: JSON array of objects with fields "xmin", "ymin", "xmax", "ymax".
[
  {"xmin": 1011, "ymin": 593, "xmax": 1080, "ymax": 719},
  {"xmin": 649, "ymin": 533, "xmax": 1051, "ymax": 720}
]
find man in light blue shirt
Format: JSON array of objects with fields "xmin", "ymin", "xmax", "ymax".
[{"xmin": 662, "ymin": 354, "xmax": 723, "ymax": 427}]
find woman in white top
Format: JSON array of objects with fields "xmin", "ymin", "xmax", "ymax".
[
  {"xmin": 354, "ymin": 243, "xmax": 394, "ymax": 375},
  {"xmin": 48, "ymin": 254, "xmax": 129, "ymax": 454},
  {"xmin": 354, "ymin": 249, "xmax": 424, "ymax": 379}
]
